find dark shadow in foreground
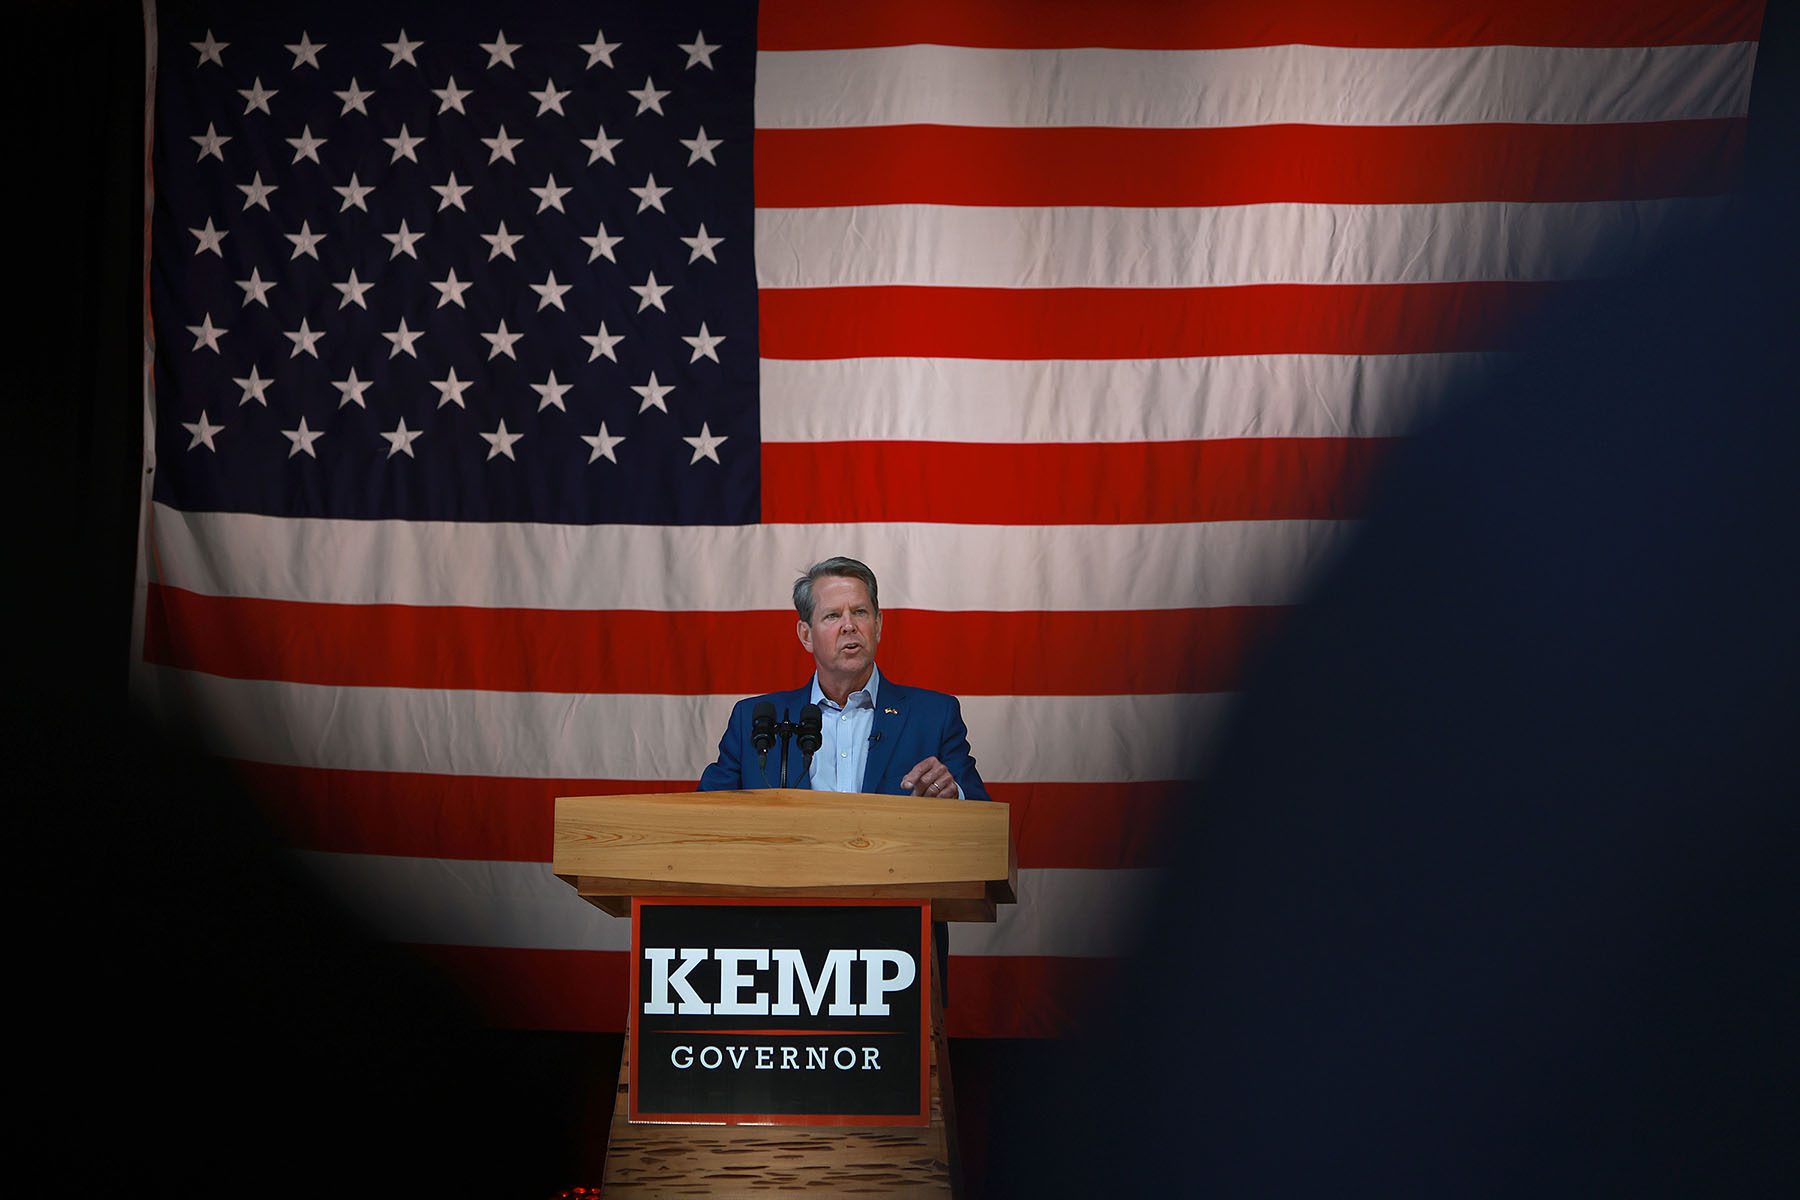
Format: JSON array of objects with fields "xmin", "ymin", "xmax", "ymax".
[
  {"xmin": 987, "ymin": 48, "xmax": 1800, "ymax": 1200},
  {"xmin": 20, "ymin": 717, "xmax": 620, "ymax": 1199}
]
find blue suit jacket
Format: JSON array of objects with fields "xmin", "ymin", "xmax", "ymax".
[{"xmin": 698, "ymin": 677, "xmax": 988, "ymax": 799}]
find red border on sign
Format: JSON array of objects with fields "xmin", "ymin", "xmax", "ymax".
[{"xmin": 627, "ymin": 896, "xmax": 933, "ymax": 1127}]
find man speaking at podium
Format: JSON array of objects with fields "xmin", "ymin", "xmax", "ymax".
[{"xmin": 698, "ymin": 557, "xmax": 988, "ymax": 802}]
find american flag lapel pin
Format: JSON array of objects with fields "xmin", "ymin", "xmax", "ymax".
[{"xmin": 884, "ymin": 706, "xmax": 899, "ymax": 715}]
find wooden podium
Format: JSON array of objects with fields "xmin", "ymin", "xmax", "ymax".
[{"xmin": 553, "ymin": 788, "xmax": 1015, "ymax": 1197}]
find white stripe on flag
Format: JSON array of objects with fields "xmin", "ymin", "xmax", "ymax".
[
  {"xmin": 148, "ymin": 504, "xmax": 1354, "ymax": 611},
  {"xmin": 950, "ymin": 868, "xmax": 1164, "ymax": 959},
  {"xmin": 762, "ymin": 353, "xmax": 1498, "ymax": 443},
  {"xmin": 755, "ymin": 199, "xmax": 1726, "ymax": 290},
  {"xmin": 754, "ymin": 43, "xmax": 1757, "ymax": 129},
  {"xmin": 142, "ymin": 667, "xmax": 1236, "ymax": 782}
]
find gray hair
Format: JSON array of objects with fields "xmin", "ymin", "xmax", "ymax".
[{"xmin": 793, "ymin": 557, "xmax": 880, "ymax": 623}]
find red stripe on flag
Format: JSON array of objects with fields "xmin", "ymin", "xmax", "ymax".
[
  {"xmin": 228, "ymin": 760, "xmax": 1192, "ymax": 870},
  {"xmin": 756, "ymin": 121, "xmax": 1747, "ymax": 208},
  {"xmin": 758, "ymin": 0, "xmax": 1764, "ymax": 50},
  {"xmin": 145, "ymin": 585, "xmax": 1288, "ymax": 695},
  {"xmin": 991, "ymin": 781, "xmax": 1191, "ymax": 870},
  {"xmin": 758, "ymin": 283, "xmax": 1557, "ymax": 360},
  {"xmin": 410, "ymin": 944, "xmax": 1109, "ymax": 1038},
  {"xmin": 233, "ymin": 761, "xmax": 691, "ymax": 862},
  {"xmin": 762, "ymin": 438, "xmax": 1391, "ymax": 524}
]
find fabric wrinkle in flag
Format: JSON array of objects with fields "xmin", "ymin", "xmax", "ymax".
[{"xmin": 136, "ymin": 0, "xmax": 1768, "ymax": 1037}]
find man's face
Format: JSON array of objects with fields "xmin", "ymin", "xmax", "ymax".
[{"xmin": 797, "ymin": 575, "xmax": 882, "ymax": 681}]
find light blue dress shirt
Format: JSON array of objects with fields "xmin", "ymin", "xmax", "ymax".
[
  {"xmin": 808, "ymin": 667, "xmax": 879, "ymax": 792},
  {"xmin": 807, "ymin": 666, "xmax": 961, "ymax": 797}
]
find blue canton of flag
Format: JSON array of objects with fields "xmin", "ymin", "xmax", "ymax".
[{"xmin": 151, "ymin": 0, "xmax": 759, "ymax": 524}]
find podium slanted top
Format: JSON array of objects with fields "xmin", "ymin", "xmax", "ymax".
[{"xmin": 552, "ymin": 788, "xmax": 1015, "ymax": 921}]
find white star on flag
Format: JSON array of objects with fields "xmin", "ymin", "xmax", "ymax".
[
  {"xmin": 335, "ymin": 173, "xmax": 374, "ymax": 211},
  {"xmin": 531, "ymin": 79, "xmax": 571, "ymax": 116},
  {"xmin": 432, "ymin": 173, "xmax": 472, "ymax": 211},
  {"xmin": 679, "ymin": 32, "xmax": 719, "ymax": 69},
  {"xmin": 482, "ymin": 221, "xmax": 522, "ymax": 260},
  {"xmin": 582, "ymin": 423, "xmax": 624, "ymax": 463},
  {"xmin": 384, "ymin": 219, "xmax": 424, "ymax": 259},
  {"xmin": 680, "ymin": 127, "xmax": 722, "ymax": 166},
  {"xmin": 334, "ymin": 368, "xmax": 372, "ymax": 408},
  {"xmin": 631, "ymin": 271, "xmax": 671, "ymax": 312},
  {"xmin": 582, "ymin": 223, "xmax": 622, "ymax": 263},
  {"xmin": 630, "ymin": 173, "xmax": 671, "ymax": 213},
  {"xmin": 482, "ymin": 32, "xmax": 521, "ymax": 69},
  {"xmin": 238, "ymin": 172, "xmax": 277, "ymax": 210},
  {"xmin": 530, "ymin": 271, "xmax": 571, "ymax": 311},
  {"xmin": 287, "ymin": 32, "xmax": 325, "ymax": 69},
  {"xmin": 382, "ymin": 418, "xmax": 423, "ymax": 459},
  {"xmin": 583, "ymin": 323, "xmax": 623, "ymax": 362},
  {"xmin": 282, "ymin": 416, "xmax": 325, "ymax": 458},
  {"xmin": 683, "ymin": 423, "xmax": 728, "ymax": 464},
  {"xmin": 581, "ymin": 126, "xmax": 621, "ymax": 165},
  {"xmin": 431, "ymin": 269, "xmax": 472, "ymax": 308},
  {"xmin": 334, "ymin": 269, "xmax": 374, "ymax": 309},
  {"xmin": 531, "ymin": 174, "xmax": 572, "ymax": 213},
  {"xmin": 287, "ymin": 126, "xmax": 327, "ymax": 164},
  {"xmin": 483, "ymin": 126, "xmax": 522, "ymax": 163},
  {"xmin": 236, "ymin": 267, "xmax": 276, "ymax": 306},
  {"xmin": 190, "ymin": 218, "xmax": 228, "ymax": 256},
  {"xmin": 383, "ymin": 31, "xmax": 423, "ymax": 68},
  {"xmin": 187, "ymin": 313, "xmax": 226, "ymax": 352},
  {"xmin": 233, "ymin": 365, "xmax": 273, "ymax": 406},
  {"xmin": 286, "ymin": 220, "xmax": 326, "ymax": 260},
  {"xmin": 284, "ymin": 319, "xmax": 325, "ymax": 359},
  {"xmin": 628, "ymin": 76, "xmax": 669, "ymax": 115},
  {"xmin": 532, "ymin": 371, "xmax": 572, "ymax": 411},
  {"xmin": 632, "ymin": 371, "xmax": 674, "ymax": 413},
  {"xmin": 238, "ymin": 77, "xmax": 277, "ymax": 115},
  {"xmin": 384, "ymin": 318, "xmax": 424, "ymax": 359},
  {"xmin": 481, "ymin": 419, "xmax": 523, "ymax": 460},
  {"xmin": 580, "ymin": 29, "xmax": 619, "ymax": 69},
  {"xmin": 683, "ymin": 323, "xmax": 725, "ymax": 363},
  {"xmin": 192, "ymin": 123, "xmax": 230, "ymax": 161},
  {"xmin": 432, "ymin": 367, "xmax": 473, "ymax": 408},
  {"xmin": 681, "ymin": 224, "xmax": 723, "ymax": 264},
  {"xmin": 385, "ymin": 124, "xmax": 425, "ymax": 162},
  {"xmin": 482, "ymin": 320, "xmax": 523, "ymax": 360},
  {"xmin": 433, "ymin": 77, "xmax": 473, "ymax": 114},
  {"xmin": 182, "ymin": 410, "xmax": 224, "ymax": 450},
  {"xmin": 191, "ymin": 30, "xmax": 227, "ymax": 67},
  {"xmin": 335, "ymin": 78, "xmax": 373, "ymax": 115}
]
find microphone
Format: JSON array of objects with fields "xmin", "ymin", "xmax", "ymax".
[
  {"xmin": 796, "ymin": 704, "xmax": 823, "ymax": 769},
  {"xmin": 751, "ymin": 701, "xmax": 776, "ymax": 770},
  {"xmin": 870, "ymin": 731, "xmax": 883, "ymax": 743}
]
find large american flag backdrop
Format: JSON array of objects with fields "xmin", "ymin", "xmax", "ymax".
[{"xmin": 134, "ymin": 0, "xmax": 1766, "ymax": 1037}]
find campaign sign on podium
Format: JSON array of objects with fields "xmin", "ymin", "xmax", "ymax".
[{"xmin": 629, "ymin": 898, "xmax": 931, "ymax": 1126}]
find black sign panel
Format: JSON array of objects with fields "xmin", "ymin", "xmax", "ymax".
[{"xmin": 630, "ymin": 899, "xmax": 930, "ymax": 1125}]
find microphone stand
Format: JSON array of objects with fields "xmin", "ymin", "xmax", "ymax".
[
  {"xmin": 777, "ymin": 708, "xmax": 793, "ymax": 788},
  {"xmin": 772, "ymin": 705, "xmax": 820, "ymax": 788}
]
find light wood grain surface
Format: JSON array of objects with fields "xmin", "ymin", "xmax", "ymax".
[
  {"xmin": 553, "ymin": 790, "xmax": 1011, "ymax": 896},
  {"xmin": 599, "ymin": 1042, "xmax": 953, "ymax": 1197}
]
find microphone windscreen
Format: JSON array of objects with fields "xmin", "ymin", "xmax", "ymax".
[
  {"xmin": 796, "ymin": 704, "xmax": 823, "ymax": 754},
  {"xmin": 751, "ymin": 701, "xmax": 777, "ymax": 753}
]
